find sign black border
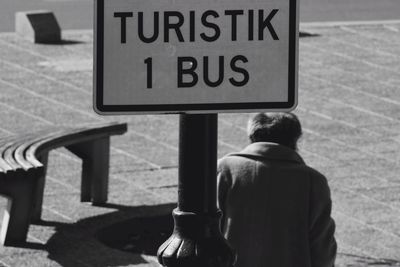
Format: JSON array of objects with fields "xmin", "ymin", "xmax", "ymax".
[{"xmin": 94, "ymin": 0, "xmax": 298, "ymax": 113}]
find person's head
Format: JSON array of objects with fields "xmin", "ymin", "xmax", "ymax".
[{"xmin": 247, "ymin": 112, "xmax": 302, "ymax": 150}]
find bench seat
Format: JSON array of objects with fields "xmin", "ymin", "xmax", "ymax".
[{"xmin": 0, "ymin": 122, "xmax": 127, "ymax": 246}]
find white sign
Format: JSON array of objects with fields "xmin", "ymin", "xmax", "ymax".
[{"xmin": 94, "ymin": 0, "xmax": 298, "ymax": 114}]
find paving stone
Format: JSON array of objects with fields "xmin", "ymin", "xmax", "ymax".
[
  {"xmin": 298, "ymin": 93, "xmax": 387, "ymax": 127},
  {"xmin": 112, "ymin": 168, "xmax": 178, "ymax": 190},
  {"xmin": 45, "ymin": 150, "xmax": 85, "ymax": 190},
  {"xmin": 109, "ymin": 176, "xmax": 169, "ymax": 207},
  {"xmin": 361, "ymin": 139, "xmax": 400, "ymax": 154},
  {"xmin": 298, "ymin": 109, "xmax": 376, "ymax": 141},
  {"xmin": 112, "ymin": 132, "xmax": 178, "ymax": 168},
  {"xmin": 123, "ymin": 116, "xmax": 179, "ymax": 148},
  {"xmin": 307, "ymin": 38, "xmax": 400, "ymax": 72},
  {"xmin": 219, "ymin": 113, "xmax": 249, "ymax": 127},
  {"xmin": 0, "ymin": 33, "xmax": 91, "ymax": 60},
  {"xmin": 322, "ymin": 164, "xmax": 369, "ymax": 180},
  {"xmin": 302, "ymin": 136, "xmax": 374, "ymax": 165},
  {"xmin": 300, "ymin": 149, "xmax": 341, "ymax": 170},
  {"xmin": 300, "ymin": 47, "xmax": 400, "ymax": 85},
  {"xmin": 301, "ymin": 60, "xmax": 400, "ymax": 103},
  {"xmin": 149, "ymin": 187, "xmax": 178, "ymax": 204},
  {"xmin": 380, "ymin": 150, "xmax": 400, "ymax": 163},
  {"xmin": 218, "ymin": 121, "xmax": 249, "ymax": 146},
  {"xmin": 0, "ymin": 104, "xmax": 51, "ymax": 134},
  {"xmin": 362, "ymin": 123, "xmax": 400, "ymax": 137},
  {"xmin": 110, "ymin": 150, "xmax": 156, "ymax": 173},
  {"xmin": 329, "ymin": 173, "xmax": 392, "ymax": 190},
  {"xmin": 0, "ymin": 84, "xmax": 97, "ymax": 125},
  {"xmin": 332, "ymin": 186, "xmax": 400, "ymax": 229},
  {"xmin": 0, "ymin": 65, "xmax": 92, "ymax": 110},
  {"xmin": 333, "ymin": 210, "xmax": 400, "ymax": 260},
  {"xmin": 354, "ymin": 186, "xmax": 400, "ymax": 210}
]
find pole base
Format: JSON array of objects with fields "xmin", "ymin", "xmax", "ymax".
[{"xmin": 157, "ymin": 208, "xmax": 236, "ymax": 267}]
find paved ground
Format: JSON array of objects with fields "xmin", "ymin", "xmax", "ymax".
[{"xmin": 0, "ymin": 22, "xmax": 400, "ymax": 266}]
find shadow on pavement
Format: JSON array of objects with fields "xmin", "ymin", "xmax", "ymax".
[
  {"xmin": 15, "ymin": 203, "xmax": 400, "ymax": 267},
  {"xmin": 338, "ymin": 253, "xmax": 400, "ymax": 266},
  {"xmin": 38, "ymin": 39, "xmax": 85, "ymax": 45},
  {"xmin": 30, "ymin": 202, "xmax": 175, "ymax": 267},
  {"xmin": 299, "ymin": 31, "xmax": 320, "ymax": 38},
  {"xmin": 97, "ymin": 209, "xmax": 173, "ymax": 256}
]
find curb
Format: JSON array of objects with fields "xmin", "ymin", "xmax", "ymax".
[{"xmin": 300, "ymin": 19, "xmax": 400, "ymax": 28}]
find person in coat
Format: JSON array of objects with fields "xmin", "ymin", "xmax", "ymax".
[{"xmin": 217, "ymin": 112, "xmax": 337, "ymax": 267}]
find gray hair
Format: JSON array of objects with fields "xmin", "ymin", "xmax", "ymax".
[{"xmin": 247, "ymin": 112, "xmax": 302, "ymax": 150}]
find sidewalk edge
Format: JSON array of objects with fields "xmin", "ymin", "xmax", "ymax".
[{"xmin": 300, "ymin": 19, "xmax": 400, "ymax": 28}]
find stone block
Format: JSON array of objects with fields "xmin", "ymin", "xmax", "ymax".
[{"xmin": 15, "ymin": 10, "xmax": 61, "ymax": 43}]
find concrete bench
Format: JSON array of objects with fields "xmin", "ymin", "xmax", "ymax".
[{"xmin": 0, "ymin": 122, "xmax": 127, "ymax": 246}]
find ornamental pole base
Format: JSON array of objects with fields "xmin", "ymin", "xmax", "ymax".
[{"xmin": 157, "ymin": 209, "xmax": 236, "ymax": 267}]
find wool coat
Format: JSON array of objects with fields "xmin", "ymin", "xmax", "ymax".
[{"xmin": 217, "ymin": 142, "xmax": 337, "ymax": 267}]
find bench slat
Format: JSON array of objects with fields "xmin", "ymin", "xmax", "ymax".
[{"xmin": 25, "ymin": 122, "xmax": 127, "ymax": 165}]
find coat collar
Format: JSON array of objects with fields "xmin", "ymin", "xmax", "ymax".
[{"xmin": 228, "ymin": 142, "xmax": 305, "ymax": 164}]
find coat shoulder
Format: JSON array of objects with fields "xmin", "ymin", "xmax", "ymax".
[
  {"xmin": 217, "ymin": 154, "xmax": 254, "ymax": 172},
  {"xmin": 305, "ymin": 166, "xmax": 331, "ymax": 194},
  {"xmin": 306, "ymin": 166, "xmax": 327, "ymax": 179}
]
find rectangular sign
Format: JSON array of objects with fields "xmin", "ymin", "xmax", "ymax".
[{"xmin": 94, "ymin": 0, "xmax": 298, "ymax": 114}]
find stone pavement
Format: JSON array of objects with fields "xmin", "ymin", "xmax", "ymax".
[{"xmin": 0, "ymin": 21, "xmax": 400, "ymax": 266}]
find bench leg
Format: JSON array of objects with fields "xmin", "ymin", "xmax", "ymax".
[
  {"xmin": 0, "ymin": 175, "xmax": 37, "ymax": 246},
  {"xmin": 80, "ymin": 158, "xmax": 93, "ymax": 202},
  {"xmin": 31, "ymin": 153, "xmax": 49, "ymax": 222},
  {"xmin": 66, "ymin": 137, "xmax": 110, "ymax": 204}
]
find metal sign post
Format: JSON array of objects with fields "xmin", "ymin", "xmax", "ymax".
[
  {"xmin": 93, "ymin": 0, "xmax": 298, "ymax": 265},
  {"xmin": 157, "ymin": 114, "xmax": 235, "ymax": 266}
]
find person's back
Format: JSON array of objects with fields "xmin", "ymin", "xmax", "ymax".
[{"xmin": 217, "ymin": 113, "xmax": 337, "ymax": 267}]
